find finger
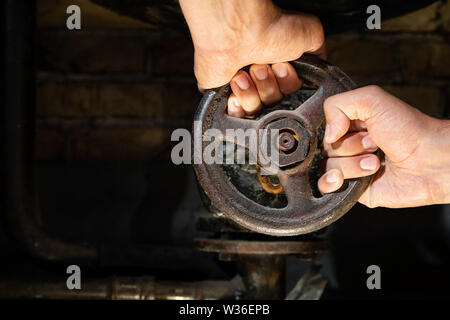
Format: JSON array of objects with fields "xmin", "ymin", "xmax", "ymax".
[
  {"xmin": 227, "ymin": 93, "xmax": 246, "ymax": 118},
  {"xmin": 323, "ymin": 132, "xmax": 378, "ymax": 157},
  {"xmin": 271, "ymin": 62, "xmax": 302, "ymax": 95},
  {"xmin": 249, "ymin": 64, "xmax": 283, "ymax": 105},
  {"xmin": 323, "ymin": 85, "xmax": 386, "ymax": 144},
  {"xmin": 325, "ymin": 154, "xmax": 380, "ymax": 179},
  {"xmin": 323, "ymin": 102, "xmax": 351, "ymax": 144},
  {"xmin": 318, "ymin": 169, "xmax": 344, "ymax": 194},
  {"xmin": 230, "ymin": 70, "xmax": 262, "ymax": 116},
  {"xmin": 324, "ymin": 85, "xmax": 426, "ymax": 163}
]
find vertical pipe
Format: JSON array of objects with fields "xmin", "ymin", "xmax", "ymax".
[
  {"xmin": 2, "ymin": 0, "xmax": 97, "ymax": 262},
  {"xmin": 238, "ymin": 255, "xmax": 285, "ymax": 299}
]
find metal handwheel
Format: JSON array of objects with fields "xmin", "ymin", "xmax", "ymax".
[{"xmin": 193, "ymin": 54, "xmax": 371, "ymax": 236}]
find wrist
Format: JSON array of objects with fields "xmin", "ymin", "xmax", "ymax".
[
  {"xmin": 423, "ymin": 118, "xmax": 450, "ymax": 204},
  {"xmin": 180, "ymin": 0, "xmax": 278, "ymax": 52}
]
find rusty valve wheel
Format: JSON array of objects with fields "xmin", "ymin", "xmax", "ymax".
[{"xmin": 193, "ymin": 54, "xmax": 372, "ymax": 236}]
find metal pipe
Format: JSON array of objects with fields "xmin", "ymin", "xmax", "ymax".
[
  {"xmin": 238, "ymin": 255, "xmax": 285, "ymax": 300},
  {"xmin": 0, "ymin": 276, "xmax": 244, "ymax": 300},
  {"xmin": 1, "ymin": 1, "xmax": 240, "ymax": 273},
  {"xmin": 2, "ymin": 0, "xmax": 97, "ymax": 262}
]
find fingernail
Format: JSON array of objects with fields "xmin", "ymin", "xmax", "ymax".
[
  {"xmin": 324, "ymin": 124, "xmax": 335, "ymax": 143},
  {"xmin": 254, "ymin": 66, "xmax": 268, "ymax": 80},
  {"xmin": 231, "ymin": 97, "xmax": 240, "ymax": 108},
  {"xmin": 362, "ymin": 135, "xmax": 377, "ymax": 150},
  {"xmin": 360, "ymin": 156, "xmax": 377, "ymax": 171},
  {"xmin": 326, "ymin": 170, "xmax": 339, "ymax": 184},
  {"xmin": 273, "ymin": 64, "xmax": 288, "ymax": 78},
  {"xmin": 235, "ymin": 74, "xmax": 250, "ymax": 90},
  {"xmin": 228, "ymin": 98, "xmax": 241, "ymax": 116}
]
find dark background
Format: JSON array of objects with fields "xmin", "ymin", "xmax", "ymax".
[{"xmin": 1, "ymin": 0, "xmax": 449, "ymax": 299}]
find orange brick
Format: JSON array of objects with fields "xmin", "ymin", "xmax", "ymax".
[
  {"xmin": 151, "ymin": 37, "xmax": 195, "ymax": 76},
  {"xmin": 327, "ymin": 38, "xmax": 395, "ymax": 77},
  {"xmin": 382, "ymin": 2, "xmax": 440, "ymax": 31},
  {"xmin": 71, "ymin": 127, "xmax": 172, "ymax": 161},
  {"xmin": 440, "ymin": 0, "xmax": 450, "ymax": 32},
  {"xmin": 38, "ymin": 33, "xmax": 146, "ymax": 72},
  {"xmin": 37, "ymin": 0, "xmax": 152, "ymax": 29},
  {"xmin": 382, "ymin": 85, "xmax": 444, "ymax": 117},
  {"xmin": 397, "ymin": 42, "xmax": 450, "ymax": 79},
  {"xmin": 37, "ymin": 82, "xmax": 200, "ymax": 117}
]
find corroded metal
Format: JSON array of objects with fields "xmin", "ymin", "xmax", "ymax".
[
  {"xmin": 193, "ymin": 54, "xmax": 372, "ymax": 236},
  {"xmin": 265, "ymin": 117, "xmax": 310, "ymax": 167},
  {"xmin": 257, "ymin": 168, "xmax": 284, "ymax": 195},
  {"xmin": 237, "ymin": 255, "xmax": 285, "ymax": 300},
  {"xmin": 195, "ymin": 239, "xmax": 328, "ymax": 256},
  {"xmin": 0, "ymin": 277, "xmax": 244, "ymax": 300}
]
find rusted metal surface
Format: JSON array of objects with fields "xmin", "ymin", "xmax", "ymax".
[
  {"xmin": 285, "ymin": 263, "xmax": 327, "ymax": 300},
  {"xmin": 265, "ymin": 117, "xmax": 310, "ymax": 167},
  {"xmin": 0, "ymin": 276, "xmax": 244, "ymax": 300},
  {"xmin": 195, "ymin": 238, "xmax": 327, "ymax": 256},
  {"xmin": 237, "ymin": 255, "xmax": 285, "ymax": 300},
  {"xmin": 257, "ymin": 168, "xmax": 284, "ymax": 195},
  {"xmin": 193, "ymin": 54, "xmax": 372, "ymax": 236},
  {"xmin": 196, "ymin": 214, "xmax": 253, "ymax": 233}
]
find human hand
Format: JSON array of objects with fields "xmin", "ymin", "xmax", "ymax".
[
  {"xmin": 180, "ymin": 0, "xmax": 449, "ymax": 209},
  {"xmin": 318, "ymin": 85, "xmax": 450, "ymax": 208},
  {"xmin": 224, "ymin": 64, "xmax": 449, "ymax": 208},
  {"xmin": 179, "ymin": 0, "xmax": 325, "ymax": 92}
]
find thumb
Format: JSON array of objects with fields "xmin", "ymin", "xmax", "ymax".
[
  {"xmin": 323, "ymin": 86, "xmax": 385, "ymax": 144},
  {"xmin": 323, "ymin": 85, "xmax": 426, "ymax": 163}
]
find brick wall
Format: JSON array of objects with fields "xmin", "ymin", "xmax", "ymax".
[
  {"xmin": 327, "ymin": 1, "xmax": 450, "ymax": 120},
  {"xmin": 36, "ymin": 0, "xmax": 450, "ymax": 162}
]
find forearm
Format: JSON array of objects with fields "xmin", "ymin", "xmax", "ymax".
[
  {"xmin": 426, "ymin": 118, "xmax": 450, "ymax": 204},
  {"xmin": 179, "ymin": 0, "xmax": 278, "ymax": 51},
  {"xmin": 178, "ymin": 0, "xmax": 324, "ymax": 89}
]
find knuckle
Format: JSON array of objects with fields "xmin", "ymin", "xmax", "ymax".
[
  {"xmin": 365, "ymin": 199, "xmax": 378, "ymax": 209},
  {"xmin": 323, "ymin": 97, "xmax": 335, "ymax": 112},
  {"xmin": 260, "ymin": 88, "xmax": 277, "ymax": 101},
  {"xmin": 306, "ymin": 15, "xmax": 325, "ymax": 49},
  {"xmin": 235, "ymin": 69, "xmax": 248, "ymax": 79},
  {"xmin": 363, "ymin": 85, "xmax": 385, "ymax": 98},
  {"xmin": 359, "ymin": 85, "xmax": 387, "ymax": 118}
]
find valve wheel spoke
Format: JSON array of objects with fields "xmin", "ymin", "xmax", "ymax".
[
  {"xmin": 278, "ymin": 170, "xmax": 315, "ymax": 211},
  {"xmin": 293, "ymin": 86, "xmax": 326, "ymax": 131},
  {"xmin": 193, "ymin": 54, "xmax": 370, "ymax": 236}
]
